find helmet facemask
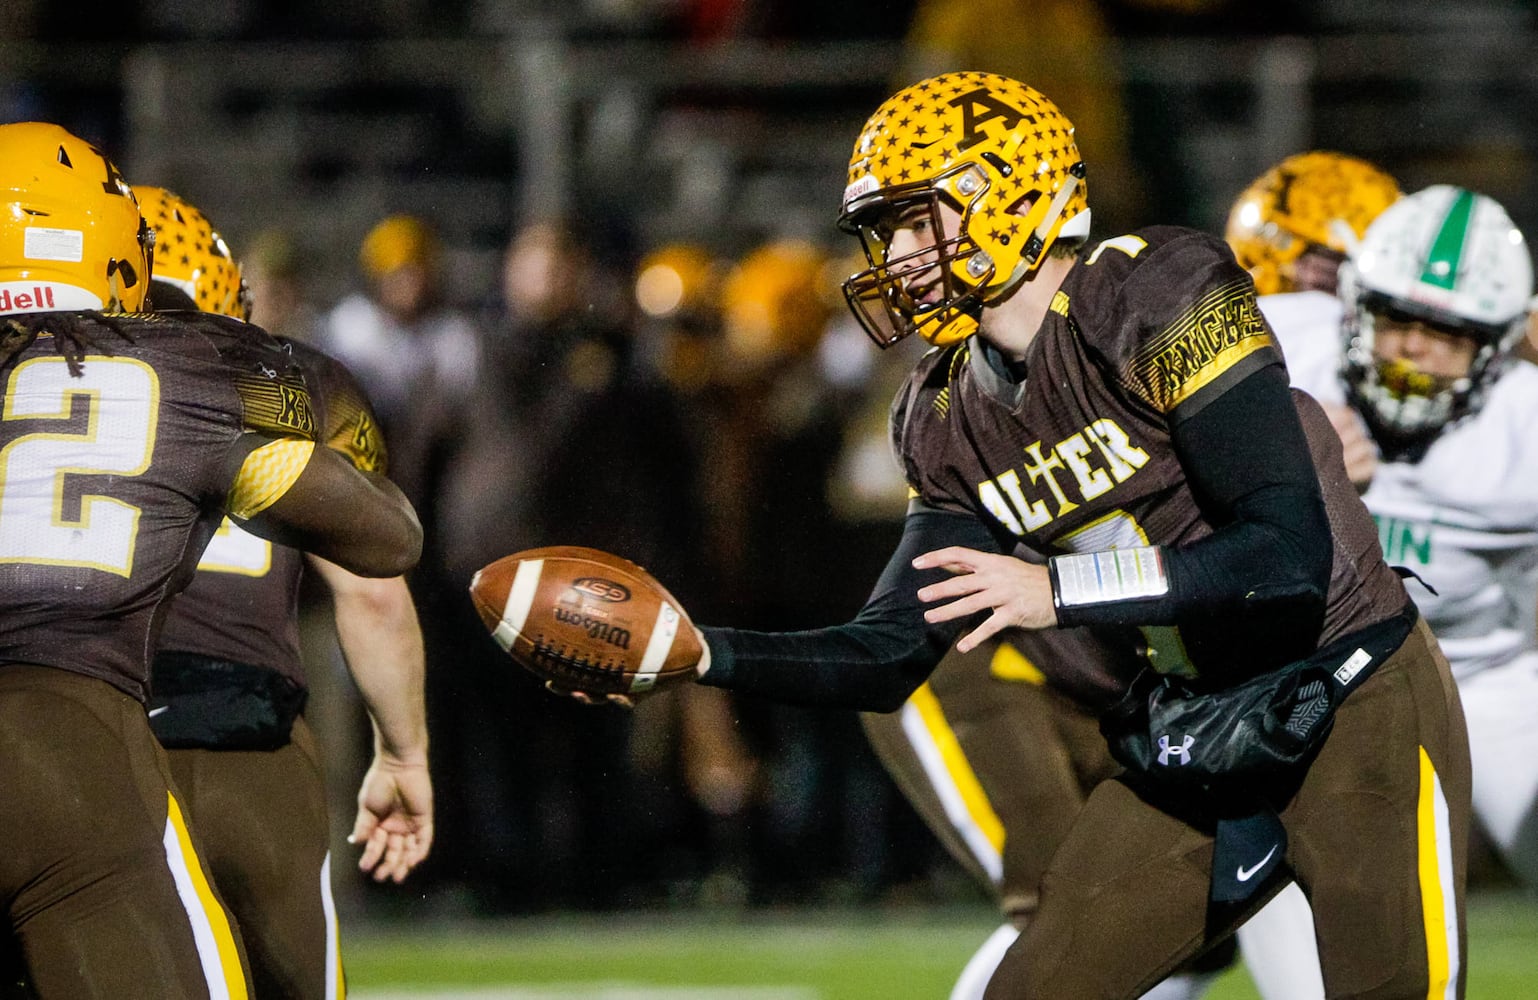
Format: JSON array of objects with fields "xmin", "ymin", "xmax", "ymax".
[
  {"xmin": 1342, "ymin": 286, "xmax": 1520, "ymax": 451},
  {"xmin": 841, "ymin": 160, "xmax": 1086, "ymax": 348},
  {"xmin": 1338, "ymin": 184, "xmax": 1532, "ymax": 455},
  {"xmin": 842, "ymin": 172, "xmax": 991, "ymax": 348}
]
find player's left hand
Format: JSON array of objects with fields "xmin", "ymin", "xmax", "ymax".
[
  {"xmin": 350, "ymin": 755, "xmax": 434, "ymax": 883},
  {"xmin": 913, "ymin": 546, "xmax": 1057, "ymax": 652}
]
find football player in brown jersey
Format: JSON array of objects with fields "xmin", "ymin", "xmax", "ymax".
[
  {"xmin": 0, "ymin": 123, "xmax": 420, "ymax": 1000},
  {"xmin": 1218, "ymin": 151, "xmax": 1403, "ymax": 1000},
  {"xmin": 660, "ymin": 73, "xmax": 1469, "ymax": 998},
  {"xmin": 136, "ymin": 186, "xmax": 432, "ymax": 1000}
]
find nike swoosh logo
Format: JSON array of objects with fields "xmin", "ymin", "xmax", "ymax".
[
  {"xmin": 148, "ymin": 706, "xmax": 169, "ymax": 718},
  {"xmin": 1236, "ymin": 844, "xmax": 1279, "ymax": 882}
]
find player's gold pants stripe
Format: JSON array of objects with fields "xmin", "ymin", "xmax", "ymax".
[
  {"xmin": 989, "ymin": 642, "xmax": 1045, "ymax": 684},
  {"xmin": 902, "ymin": 682, "xmax": 1005, "ymax": 883},
  {"xmin": 163, "ymin": 792, "xmax": 249, "ymax": 1000},
  {"xmin": 1417, "ymin": 746, "xmax": 1459, "ymax": 1000},
  {"xmin": 321, "ymin": 852, "xmax": 346, "ymax": 999}
]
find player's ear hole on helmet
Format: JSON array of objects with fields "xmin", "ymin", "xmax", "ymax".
[{"xmin": 106, "ymin": 258, "xmax": 140, "ymax": 289}]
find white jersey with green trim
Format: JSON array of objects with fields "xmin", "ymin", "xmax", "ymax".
[{"xmin": 1262, "ymin": 290, "xmax": 1538, "ymax": 680}]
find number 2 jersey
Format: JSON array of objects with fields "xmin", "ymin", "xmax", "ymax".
[
  {"xmin": 895, "ymin": 227, "xmax": 1408, "ymax": 682},
  {"xmin": 153, "ymin": 335, "xmax": 387, "ymax": 690},
  {"xmin": 1265, "ymin": 289, "xmax": 1538, "ymax": 680},
  {"xmin": 0, "ymin": 311, "xmax": 317, "ymax": 701}
]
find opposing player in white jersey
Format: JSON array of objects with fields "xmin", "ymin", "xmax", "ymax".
[
  {"xmin": 1256, "ymin": 182, "xmax": 1535, "ymax": 995},
  {"xmin": 1225, "ymin": 151, "xmax": 1402, "ymax": 1000}
]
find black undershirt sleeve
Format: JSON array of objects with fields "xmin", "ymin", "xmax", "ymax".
[
  {"xmin": 1053, "ymin": 362, "xmax": 1332, "ymax": 674},
  {"xmin": 698, "ymin": 504, "xmax": 1008, "ymax": 712}
]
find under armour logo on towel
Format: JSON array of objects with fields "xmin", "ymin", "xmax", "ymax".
[{"xmin": 1157, "ymin": 733, "xmax": 1195, "ymax": 766}]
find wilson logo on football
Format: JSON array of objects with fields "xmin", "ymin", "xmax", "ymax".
[
  {"xmin": 552, "ymin": 607, "xmax": 633, "ymax": 650},
  {"xmin": 572, "ymin": 577, "xmax": 631, "ymax": 602}
]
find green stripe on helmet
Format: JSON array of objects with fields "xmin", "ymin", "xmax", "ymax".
[{"xmin": 1420, "ymin": 188, "xmax": 1475, "ymax": 290}]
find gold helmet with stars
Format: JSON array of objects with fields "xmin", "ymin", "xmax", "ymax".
[
  {"xmin": 134, "ymin": 185, "xmax": 252, "ymax": 320},
  {"xmin": 1225, "ymin": 151, "xmax": 1401, "ymax": 296},
  {"xmin": 0, "ymin": 122, "xmax": 153, "ymax": 314},
  {"xmin": 838, "ymin": 71, "xmax": 1089, "ymax": 347}
]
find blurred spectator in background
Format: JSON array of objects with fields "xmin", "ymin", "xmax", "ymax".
[
  {"xmin": 422, "ymin": 216, "xmax": 706, "ymax": 912},
  {"xmin": 319, "ymin": 214, "xmax": 480, "ymax": 457},
  {"xmin": 243, "ymin": 228, "xmax": 322, "ymax": 344},
  {"xmin": 682, "ymin": 238, "xmax": 917, "ymax": 903}
]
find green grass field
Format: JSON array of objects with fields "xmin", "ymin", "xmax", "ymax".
[{"xmin": 346, "ymin": 890, "xmax": 1538, "ymax": 998}]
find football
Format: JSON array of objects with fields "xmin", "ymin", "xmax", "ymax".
[{"xmin": 469, "ymin": 545, "xmax": 704, "ymax": 696}]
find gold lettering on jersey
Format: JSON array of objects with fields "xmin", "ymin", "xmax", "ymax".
[
  {"xmin": 977, "ymin": 418, "xmax": 1149, "ymax": 536},
  {"xmin": 331, "ymin": 410, "xmax": 385, "ymax": 473},
  {"xmin": 235, "ymin": 372, "xmax": 316, "ymax": 438},
  {"xmin": 1021, "ymin": 442, "xmax": 1079, "ymax": 518},
  {"xmin": 1056, "ymin": 433, "xmax": 1112, "ymax": 501},
  {"xmin": 1049, "ymin": 291, "xmax": 1070, "ymax": 316},
  {"xmin": 277, "ymin": 384, "xmax": 314, "ymax": 435},
  {"xmin": 1130, "ymin": 277, "xmax": 1274, "ymax": 413},
  {"xmin": 1087, "ymin": 419, "xmax": 1150, "ymax": 480}
]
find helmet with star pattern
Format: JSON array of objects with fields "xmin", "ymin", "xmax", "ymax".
[
  {"xmin": 838, "ymin": 71, "xmax": 1089, "ymax": 347},
  {"xmin": 135, "ymin": 185, "xmax": 252, "ymax": 320},
  {"xmin": 1226, "ymin": 151, "xmax": 1401, "ymax": 296}
]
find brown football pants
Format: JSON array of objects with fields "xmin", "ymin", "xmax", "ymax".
[
  {"xmin": 982, "ymin": 618, "xmax": 1471, "ymax": 1000},
  {"xmin": 167, "ymin": 715, "xmax": 342, "ymax": 1000},
  {"xmin": 861, "ymin": 637, "xmax": 1116, "ymax": 922},
  {"xmin": 0, "ymin": 665, "xmax": 252, "ymax": 999}
]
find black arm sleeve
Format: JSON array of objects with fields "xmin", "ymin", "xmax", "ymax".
[
  {"xmin": 1056, "ymin": 363, "xmax": 1332, "ymax": 670},
  {"xmin": 698, "ymin": 505, "xmax": 1008, "ymax": 712}
]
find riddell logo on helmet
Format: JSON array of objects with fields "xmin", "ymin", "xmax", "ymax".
[
  {"xmin": 0, "ymin": 281, "xmax": 103, "ymax": 314},
  {"xmin": 0, "ymin": 284, "xmax": 58, "ymax": 312}
]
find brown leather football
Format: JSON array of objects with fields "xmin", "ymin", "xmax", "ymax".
[{"xmin": 469, "ymin": 545, "xmax": 704, "ymax": 696}]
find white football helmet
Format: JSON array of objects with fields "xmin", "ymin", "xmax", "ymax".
[{"xmin": 1338, "ymin": 184, "xmax": 1533, "ymax": 446}]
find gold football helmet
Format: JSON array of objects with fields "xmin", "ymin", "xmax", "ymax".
[
  {"xmin": 1225, "ymin": 151, "xmax": 1400, "ymax": 296},
  {"xmin": 839, "ymin": 71, "xmax": 1089, "ymax": 347},
  {"xmin": 134, "ymin": 186, "xmax": 252, "ymax": 320},
  {"xmin": 0, "ymin": 122, "xmax": 152, "ymax": 313},
  {"xmin": 722, "ymin": 240, "xmax": 833, "ymax": 365},
  {"xmin": 360, "ymin": 214, "xmax": 437, "ymax": 278}
]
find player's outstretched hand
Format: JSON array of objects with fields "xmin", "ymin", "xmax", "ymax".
[
  {"xmin": 349, "ymin": 754, "xmax": 434, "ymax": 884},
  {"xmin": 913, "ymin": 546, "xmax": 1057, "ymax": 651}
]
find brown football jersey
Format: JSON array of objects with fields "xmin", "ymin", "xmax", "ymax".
[
  {"xmin": 154, "ymin": 336, "xmax": 388, "ymax": 687},
  {"xmin": 895, "ymin": 226, "xmax": 1406, "ymax": 681},
  {"xmin": 0, "ymin": 311, "xmax": 316, "ymax": 701}
]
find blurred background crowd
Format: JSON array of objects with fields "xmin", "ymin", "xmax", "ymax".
[{"xmin": 5, "ymin": 0, "xmax": 1538, "ymax": 922}]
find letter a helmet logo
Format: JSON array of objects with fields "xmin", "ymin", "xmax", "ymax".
[{"xmin": 951, "ymin": 88, "xmax": 1030, "ymax": 152}]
